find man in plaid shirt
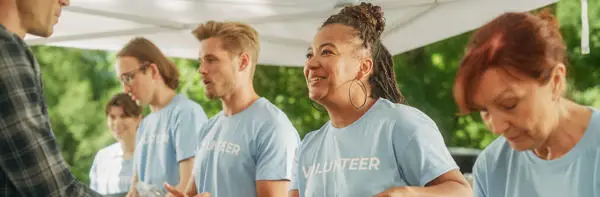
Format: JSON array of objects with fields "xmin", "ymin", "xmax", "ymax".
[{"xmin": 0, "ymin": 0, "xmax": 102, "ymax": 196}]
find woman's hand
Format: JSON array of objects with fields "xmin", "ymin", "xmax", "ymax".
[{"xmin": 373, "ymin": 186, "xmax": 411, "ymax": 197}]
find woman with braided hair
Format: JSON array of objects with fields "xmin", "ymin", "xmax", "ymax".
[{"xmin": 289, "ymin": 2, "xmax": 471, "ymax": 197}]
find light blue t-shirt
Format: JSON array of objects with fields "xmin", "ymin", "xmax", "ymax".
[
  {"xmin": 473, "ymin": 108, "xmax": 600, "ymax": 197},
  {"xmin": 89, "ymin": 143, "xmax": 133, "ymax": 195},
  {"xmin": 134, "ymin": 94, "xmax": 207, "ymax": 190},
  {"xmin": 291, "ymin": 98, "xmax": 458, "ymax": 197},
  {"xmin": 193, "ymin": 97, "xmax": 300, "ymax": 197}
]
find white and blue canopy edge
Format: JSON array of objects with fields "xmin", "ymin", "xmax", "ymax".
[{"xmin": 24, "ymin": 0, "xmax": 560, "ymax": 67}]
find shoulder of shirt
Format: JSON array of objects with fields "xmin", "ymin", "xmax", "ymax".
[
  {"xmin": 250, "ymin": 98, "xmax": 299, "ymax": 138},
  {"xmin": 171, "ymin": 94, "xmax": 205, "ymax": 112},
  {"xmin": 252, "ymin": 98, "xmax": 293, "ymax": 123},
  {"xmin": 202, "ymin": 111, "xmax": 223, "ymax": 127},
  {"xmin": 302, "ymin": 130, "xmax": 319, "ymax": 142},
  {"xmin": 587, "ymin": 107, "xmax": 600, "ymax": 139},
  {"xmin": 375, "ymin": 99, "xmax": 439, "ymax": 133},
  {"xmin": 162, "ymin": 95, "xmax": 208, "ymax": 123},
  {"xmin": 0, "ymin": 27, "xmax": 14, "ymax": 42},
  {"xmin": 96, "ymin": 142, "xmax": 122, "ymax": 158},
  {"xmin": 473, "ymin": 136, "xmax": 511, "ymax": 174},
  {"xmin": 0, "ymin": 28, "xmax": 23, "ymax": 53},
  {"xmin": 299, "ymin": 122, "xmax": 330, "ymax": 145}
]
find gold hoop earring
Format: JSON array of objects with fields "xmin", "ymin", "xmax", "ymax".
[{"xmin": 348, "ymin": 79, "xmax": 367, "ymax": 110}]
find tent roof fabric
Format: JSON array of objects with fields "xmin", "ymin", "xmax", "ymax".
[{"xmin": 25, "ymin": 0, "xmax": 557, "ymax": 67}]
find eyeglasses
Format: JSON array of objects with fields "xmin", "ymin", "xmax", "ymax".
[{"xmin": 119, "ymin": 62, "xmax": 150, "ymax": 85}]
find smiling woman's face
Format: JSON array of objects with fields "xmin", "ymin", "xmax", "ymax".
[
  {"xmin": 304, "ymin": 24, "xmax": 368, "ymax": 105},
  {"xmin": 107, "ymin": 106, "xmax": 140, "ymax": 141}
]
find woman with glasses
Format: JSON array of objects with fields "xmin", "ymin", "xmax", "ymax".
[{"xmin": 115, "ymin": 37, "xmax": 208, "ymax": 197}]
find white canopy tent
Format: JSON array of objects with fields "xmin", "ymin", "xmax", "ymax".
[{"xmin": 25, "ymin": 0, "xmax": 558, "ymax": 67}]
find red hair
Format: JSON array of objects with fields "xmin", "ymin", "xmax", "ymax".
[{"xmin": 453, "ymin": 9, "xmax": 567, "ymax": 114}]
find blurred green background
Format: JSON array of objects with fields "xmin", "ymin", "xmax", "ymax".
[{"xmin": 33, "ymin": 1, "xmax": 599, "ymax": 184}]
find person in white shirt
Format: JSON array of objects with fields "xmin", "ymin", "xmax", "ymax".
[{"xmin": 90, "ymin": 93, "xmax": 142, "ymax": 195}]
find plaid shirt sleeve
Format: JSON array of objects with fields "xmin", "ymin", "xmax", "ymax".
[{"xmin": 0, "ymin": 28, "xmax": 102, "ymax": 196}]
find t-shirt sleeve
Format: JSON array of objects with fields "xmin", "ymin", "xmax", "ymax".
[
  {"xmin": 472, "ymin": 155, "xmax": 488, "ymax": 197},
  {"xmin": 393, "ymin": 115, "xmax": 458, "ymax": 186},
  {"xmin": 89, "ymin": 152, "xmax": 100, "ymax": 192},
  {"xmin": 255, "ymin": 121, "xmax": 300, "ymax": 181},
  {"xmin": 132, "ymin": 122, "xmax": 143, "ymax": 173},
  {"xmin": 289, "ymin": 146, "xmax": 300, "ymax": 191},
  {"xmin": 172, "ymin": 106, "xmax": 207, "ymax": 162}
]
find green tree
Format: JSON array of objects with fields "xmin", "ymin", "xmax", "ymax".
[{"xmin": 33, "ymin": 46, "xmax": 121, "ymax": 183}]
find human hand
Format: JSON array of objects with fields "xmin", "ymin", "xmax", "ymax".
[
  {"xmin": 164, "ymin": 183, "xmax": 211, "ymax": 197},
  {"xmin": 373, "ymin": 186, "xmax": 410, "ymax": 197},
  {"xmin": 164, "ymin": 183, "xmax": 185, "ymax": 197},
  {"xmin": 126, "ymin": 187, "xmax": 139, "ymax": 197}
]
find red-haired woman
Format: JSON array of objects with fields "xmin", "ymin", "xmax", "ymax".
[{"xmin": 453, "ymin": 10, "xmax": 599, "ymax": 197}]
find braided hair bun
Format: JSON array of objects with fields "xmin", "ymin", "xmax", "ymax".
[{"xmin": 323, "ymin": 2, "xmax": 385, "ymax": 48}]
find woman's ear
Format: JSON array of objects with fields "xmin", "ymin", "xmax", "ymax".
[
  {"xmin": 550, "ymin": 63, "xmax": 567, "ymax": 100},
  {"xmin": 356, "ymin": 57, "xmax": 373, "ymax": 81}
]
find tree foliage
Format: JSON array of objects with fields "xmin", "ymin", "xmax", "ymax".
[{"xmin": 30, "ymin": 1, "xmax": 599, "ymax": 184}]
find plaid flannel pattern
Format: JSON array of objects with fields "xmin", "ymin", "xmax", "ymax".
[{"xmin": 0, "ymin": 25, "xmax": 102, "ymax": 197}]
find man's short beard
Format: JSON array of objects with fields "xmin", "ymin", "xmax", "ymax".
[{"xmin": 205, "ymin": 92, "xmax": 220, "ymax": 100}]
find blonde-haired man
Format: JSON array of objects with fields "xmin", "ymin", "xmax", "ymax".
[{"xmin": 165, "ymin": 21, "xmax": 300, "ymax": 197}]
